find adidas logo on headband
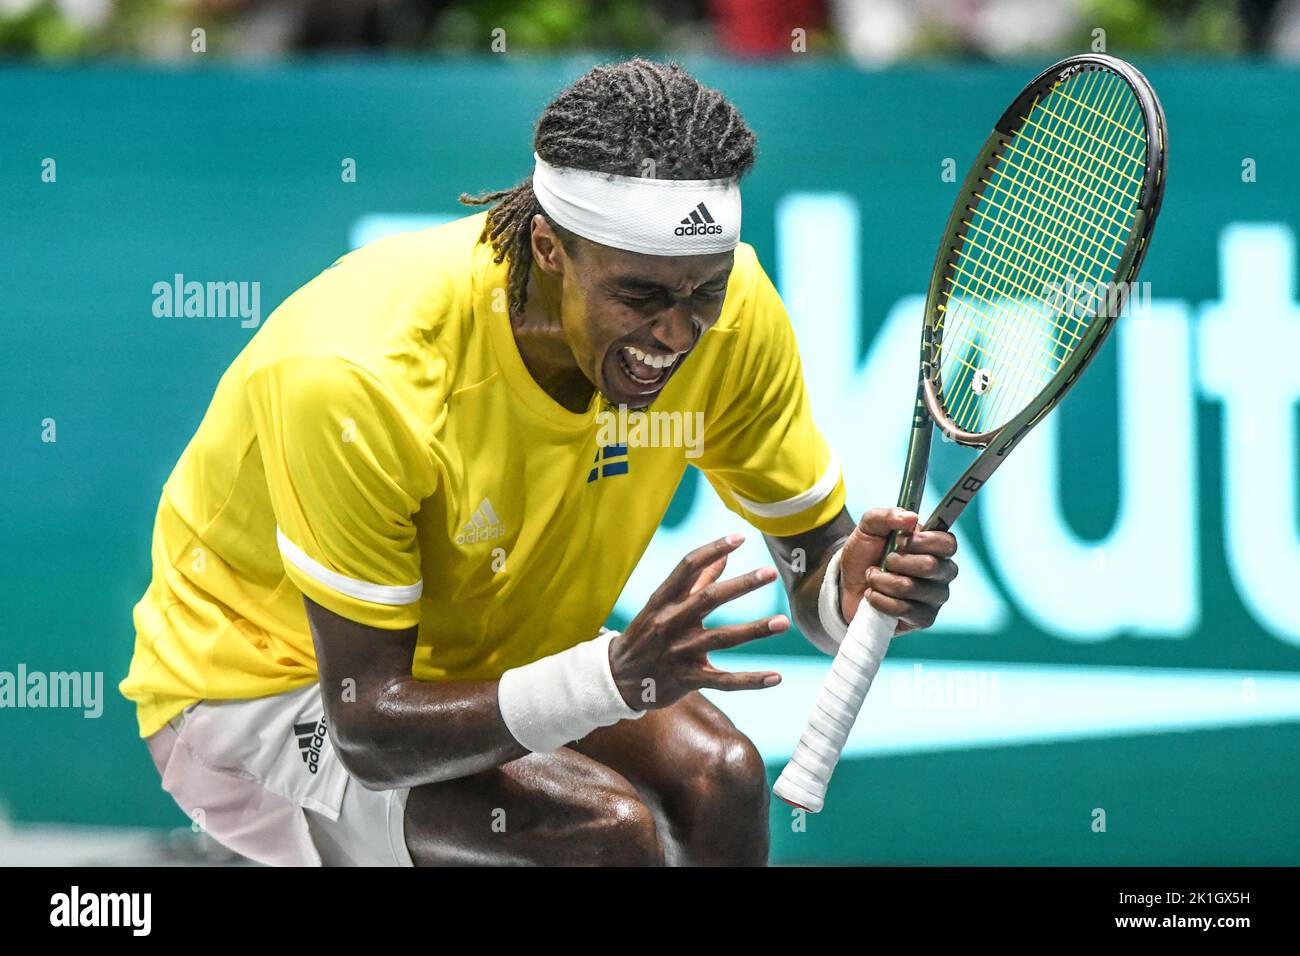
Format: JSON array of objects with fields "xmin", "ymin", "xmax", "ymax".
[
  {"xmin": 531, "ymin": 153, "xmax": 740, "ymax": 255},
  {"xmin": 675, "ymin": 202, "xmax": 724, "ymax": 238}
]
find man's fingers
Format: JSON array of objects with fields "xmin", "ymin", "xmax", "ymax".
[
  {"xmin": 652, "ymin": 533, "xmax": 746, "ymax": 604},
  {"xmin": 866, "ymin": 568, "xmax": 949, "ymax": 606},
  {"xmin": 862, "ymin": 587, "xmax": 915, "ymax": 620},
  {"xmin": 686, "ymin": 614, "xmax": 789, "ymax": 654},
  {"xmin": 692, "ymin": 667, "xmax": 782, "ymax": 693},
  {"xmin": 897, "ymin": 529, "xmax": 958, "ymax": 559},
  {"xmin": 843, "ymin": 516, "xmax": 956, "ymax": 637},
  {"xmin": 878, "ymin": 554, "xmax": 961, "ymax": 582},
  {"xmin": 881, "ymin": 551, "xmax": 959, "ymax": 583},
  {"xmin": 689, "ymin": 553, "xmax": 730, "ymax": 595},
  {"xmin": 842, "ymin": 508, "xmax": 922, "ymax": 584},
  {"xmin": 897, "ymin": 600, "xmax": 939, "ymax": 632},
  {"xmin": 855, "ymin": 506, "xmax": 921, "ymax": 540},
  {"xmin": 677, "ymin": 565, "xmax": 778, "ymax": 622},
  {"xmin": 862, "ymin": 589, "xmax": 938, "ymax": 632}
]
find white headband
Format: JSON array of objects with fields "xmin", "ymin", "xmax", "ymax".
[{"xmin": 531, "ymin": 153, "xmax": 741, "ymax": 257}]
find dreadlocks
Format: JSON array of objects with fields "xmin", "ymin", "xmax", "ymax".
[{"xmin": 460, "ymin": 58, "xmax": 758, "ymax": 317}]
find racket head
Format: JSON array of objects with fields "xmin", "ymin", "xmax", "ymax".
[{"xmin": 919, "ymin": 54, "xmax": 1167, "ymax": 449}]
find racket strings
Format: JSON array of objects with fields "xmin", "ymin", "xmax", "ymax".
[
  {"xmin": 936, "ymin": 65, "xmax": 1148, "ymax": 434},
  {"xmin": 999, "ymin": 108, "xmax": 1143, "ymax": 274},
  {"xmin": 946, "ymin": 70, "xmax": 1138, "ymax": 374},
  {"xmin": 992, "ymin": 139, "xmax": 1135, "ymax": 249},
  {"xmin": 949, "ymin": 70, "xmax": 1140, "ymax": 428},
  {"xmin": 981, "ymin": 72, "xmax": 1143, "ymax": 375},
  {"xmin": 992, "ymin": 73, "xmax": 1145, "ymax": 380},
  {"xmin": 1018, "ymin": 107, "xmax": 1146, "ymax": 192},
  {"xmin": 950, "ymin": 216, "xmax": 1096, "ymax": 334},
  {"xmin": 965, "ymin": 188, "xmax": 1117, "ymax": 290}
]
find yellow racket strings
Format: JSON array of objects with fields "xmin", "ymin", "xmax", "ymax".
[{"xmin": 937, "ymin": 67, "xmax": 1148, "ymax": 435}]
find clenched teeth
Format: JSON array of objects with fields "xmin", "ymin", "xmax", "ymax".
[{"xmin": 622, "ymin": 345, "xmax": 682, "ymax": 370}]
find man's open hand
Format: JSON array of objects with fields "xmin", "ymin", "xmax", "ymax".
[{"xmin": 608, "ymin": 534, "xmax": 788, "ymax": 711}]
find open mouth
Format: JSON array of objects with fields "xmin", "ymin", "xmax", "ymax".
[{"xmin": 609, "ymin": 344, "xmax": 684, "ymax": 398}]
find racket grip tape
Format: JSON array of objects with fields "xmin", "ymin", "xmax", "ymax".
[{"xmin": 772, "ymin": 598, "xmax": 897, "ymax": 813}]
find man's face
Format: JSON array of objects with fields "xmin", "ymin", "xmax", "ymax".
[{"xmin": 536, "ymin": 219, "xmax": 735, "ymax": 409}]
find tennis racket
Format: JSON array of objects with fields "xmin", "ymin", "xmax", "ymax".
[{"xmin": 773, "ymin": 54, "xmax": 1167, "ymax": 813}]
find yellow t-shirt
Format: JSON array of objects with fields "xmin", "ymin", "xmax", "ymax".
[{"xmin": 120, "ymin": 212, "xmax": 845, "ymax": 738}]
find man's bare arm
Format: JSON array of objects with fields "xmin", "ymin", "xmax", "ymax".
[
  {"xmin": 304, "ymin": 597, "xmax": 528, "ymax": 790},
  {"xmin": 764, "ymin": 507, "xmax": 856, "ymax": 655}
]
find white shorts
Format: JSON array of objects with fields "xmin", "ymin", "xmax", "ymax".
[{"xmin": 146, "ymin": 683, "xmax": 414, "ymax": 867}]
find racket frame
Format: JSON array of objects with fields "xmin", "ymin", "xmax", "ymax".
[{"xmin": 901, "ymin": 53, "xmax": 1167, "ymax": 535}]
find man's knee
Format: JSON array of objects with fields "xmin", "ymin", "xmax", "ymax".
[
  {"xmin": 590, "ymin": 784, "xmax": 664, "ymax": 866},
  {"xmin": 674, "ymin": 729, "xmax": 769, "ymax": 821}
]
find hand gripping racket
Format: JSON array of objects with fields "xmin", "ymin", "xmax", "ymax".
[{"xmin": 773, "ymin": 54, "xmax": 1167, "ymax": 813}]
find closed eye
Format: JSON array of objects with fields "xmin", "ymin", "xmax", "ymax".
[{"xmin": 618, "ymin": 291, "xmax": 668, "ymax": 308}]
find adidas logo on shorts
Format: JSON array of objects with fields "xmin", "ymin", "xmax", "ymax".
[
  {"xmin": 675, "ymin": 202, "xmax": 723, "ymax": 238},
  {"xmin": 294, "ymin": 717, "xmax": 327, "ymax": 775}
]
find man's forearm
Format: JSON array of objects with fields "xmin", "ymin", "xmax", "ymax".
[
  {"xmin": 334, "ymin": 643, "xmax": 642, "ymax": 791},
  {"xmin": 784, "ymin": 535, "xmax": 851, "ymax": 655},
  {"xmin": 308, "ymin": 598, "xmax": 639, "ymax": 791},
  {"xmin": 763, "ymin": 507, "xmax": 857, "ymax": 656},
  {"xmin": 305, "ymin": 597, "xmax": 528, "ymax": 789},
  {"xmin": 333, "ymin": 676, "xmax": 528, "ymax": 790}
]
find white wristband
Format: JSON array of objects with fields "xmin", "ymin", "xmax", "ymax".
[
  {"xmin": 816, "ymin": 546, "xmax": 852, "ymax": 649},
  {"xmin": 497, "ymin": 630, "xmax": 644, "ymax": 753}
]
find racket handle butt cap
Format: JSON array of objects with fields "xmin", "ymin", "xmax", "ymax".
[{"xmin": 773, "ymin": 771, "xmax": 825, "ymax": 814}]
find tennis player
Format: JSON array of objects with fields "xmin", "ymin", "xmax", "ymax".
[{"xmin": 121, "ymin": 59, "xmax": 959, "ymax": 866}]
